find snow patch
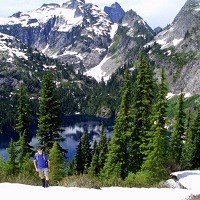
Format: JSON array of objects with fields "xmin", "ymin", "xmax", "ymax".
[{"xmin": 84, "ymin": 56, "xmax": 111, "ymax": 82}]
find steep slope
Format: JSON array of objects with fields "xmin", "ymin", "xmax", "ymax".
[
  {"xmin": 85, "ymin": 9, "xmax": 154, "ymax": 81},
  {"xmin": 148, "ymin": 0, "xmax": 200, "ymax": 94},
  {"xmin": 0, "ymin": 0, "xmax": 114, "ymax": 71}
]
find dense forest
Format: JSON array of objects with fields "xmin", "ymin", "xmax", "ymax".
[{"xmin": 0, "ymin": 51, "xmax": 200, "ymax": 187}]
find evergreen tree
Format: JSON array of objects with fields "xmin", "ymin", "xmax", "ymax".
[
  {"xmin": 36, "ymin": 71, "xmax": 63, "ymax": 152},
  {"xmin": 75, "ymin": 139, "xmax": 84, "ymax": 174},
  {"xmin": 191, "ymin": 109, "xmax": 200, "ymax": 168},
  {"xmin": 140, "ymin": 68, "xmax": 168, "ymax": 182},
  {"xmin": 49, "ymin": 141, "xmax": 65, "ymax": 183},
  {"xmin": 15, "ymin": 84, "xmax": 30, "ymax": 139},
  {"xmin": 15, "ymin": 84, "xmax": 32, "ymax": 168},
  {"xmin": 89, "ymin": 140, "xmax": 100, "ymax": 175},
  {"xmin": 81, "ymin": 132, "xmax": 92, "ymax": 173},
  {"xmin": 169, "ymin": 91, "xmax": 185, "ymax": 164},
  {"xmin": 66, "ymin": 159, "xmax": 75, "ymax": 176},
  {"xmin": 98, "ymin": 125, "xmax": 108, "ymax": 171},
  {"xmin": 181, "ymin": 111, "xmax": 194, "ymax": 169},
  {"xmin": 6, "ymin": 139, "xmax": 18, "ymax": 175},
  {"xmin": 101, "ymin": 69, "xmax": 132, "ymax": 180},
  {"xmin": 18, "ymin": 132, "xmax": 31, "ymax": 170},
  {"xmin": 128, "ymin": 51, "xmax": 155, "ymax": 173}
]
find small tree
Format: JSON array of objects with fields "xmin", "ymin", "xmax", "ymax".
[
  {"xmin": 89, "ymin": 140, "xmax": 100, "ymax": 175},
  {"xmin": 169, "ymin": 91, "xmax": 185, "ymax": 165},
  {"xmin": 75, "ymin": 139, "xmax": 84, "ymax": 175},
  {"xmin": 81, "ymin": 132, "xmax": 92, "ymax": 173},
  {"xmin": 181, "ymin": 111, "xmax": 194, "ymax": 169},
  {"xmin": 6, "ymin": 139, "xmax": 18, "ymax": 175},
  {"xmin": 190, "ymin": 109, "xmax": 200, "ymax": 168},
  {"xmin": 49, "ymin": 141, "xmax": 65, "ymax": 184}
]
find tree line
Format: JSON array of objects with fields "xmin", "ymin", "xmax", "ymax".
[{"xmin": 1, "ymin": 51, "xmax": 200, "ymax": 186}]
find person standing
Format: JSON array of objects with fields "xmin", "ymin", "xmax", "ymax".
[{"xmin": 33, "ymin": 146, "xmax": 50, "ymax": 187}]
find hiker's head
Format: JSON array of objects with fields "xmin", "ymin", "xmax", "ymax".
[{"xmin": 37, "ymin": 146, "xmax": 44, "ymax": 154}]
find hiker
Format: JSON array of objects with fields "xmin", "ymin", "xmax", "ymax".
[{"xmin": 33, "ymin": 146, "xmax": 50, "ymax": 187}]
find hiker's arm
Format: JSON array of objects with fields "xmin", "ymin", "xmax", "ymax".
[
  {"xmin": 33, "ymin": 160, "xmax": 38, "ymax": 171},
  {"xmin": 48, "ymin": 160, "xmax": 50, "ymax": 171}
]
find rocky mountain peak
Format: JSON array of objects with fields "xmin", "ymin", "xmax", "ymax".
[
  {"xmin": 104, "ymin": 2, "xmax": 125, "ymax": 23},
  {"xmin": 62, "ymin": 0, "xmax": 85, "ymax": 9},
  {"xmin": 41, "ymin": 3, "xmax": 60, "ymax": 9}
]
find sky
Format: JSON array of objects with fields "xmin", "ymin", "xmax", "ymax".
[
  {"xmin": 0, "ymin": 170, "xmax": 200, "ymax": 200},
  {"xmin": 0, "ymin": 0, "xmax": 187, "ymax": 28}
]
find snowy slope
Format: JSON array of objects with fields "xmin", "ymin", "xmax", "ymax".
[{"xmin": 1, "ymin": 170, "xmax": 200, "ymax": 200}]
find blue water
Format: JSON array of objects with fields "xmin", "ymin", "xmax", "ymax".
[{"xmin": 0, "ymin": 114, "xmax": 114, "ymax": 160}]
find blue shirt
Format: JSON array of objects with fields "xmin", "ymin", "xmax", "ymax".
[{"xmin": 34, "ymin": 153, "xmax": 48, "ymax": 169}]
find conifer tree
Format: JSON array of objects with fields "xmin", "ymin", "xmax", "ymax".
[
  {"xmin": 89, "ymin": 140, "xmax": 100, "ymax": 175},
  {"xmin": 15, "ymin": 84, "xmax": 30, "ymax": 140},
  {"xmin": 66, "ymin": 159, "xmax": 75, "ymax": 176},
  {"xmin": 75, "ymin": 139, "xmax": 84, "ymax": 174},
  {"xmin": 81, "ymin": 132, "xmax": 92, "ymax": 173},
  {"xmin": 18, "ymin": 132, "xmax": 31, "ymax": 170},
  {"xmin": 181, "ymin": 111, "xmax": 194, "ymax": 169},
  {"xmin": 37, "ymin": 71, "xmax": 63, "ymax": 152},
  {"xmin": 169, "ymin": 91, "xmax": 185, "ymax": 164},
  {"xmin": 128, "ymin": 51, "xmax": 155, "ymax": 173},
  {"xmin": 49, "ymin": 141, "xmax": 65, "ymax": 183},
  {"xmin": 6, "ymin": 139, "xmax": 18, "ymax": 175},
  {"xmin": 191, "ymin": 109, "xmax": 200, "ymax": 168},
  {"xmin": 98, "ymin": 125, "xmax": 108, "ymax": 171},
  {"xmin": 101, "ymin": 69, "xmax": 132, "ymax": 180},
  {"xmin": 15, "ymin": 84, "xmax": 32, "ymax": 168},
  {"xmin": 140, "ymin": 68, "xmax": 168, "ymax": 182}
]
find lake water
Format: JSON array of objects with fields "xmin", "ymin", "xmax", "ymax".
[{"xmin": 0, "ymin": 114, "xmax": 114, "ymax": 160}]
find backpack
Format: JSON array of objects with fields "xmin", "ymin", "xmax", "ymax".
[{"xmin": 35, "ymin": 152, "xmax": 47, "ymax": 161}]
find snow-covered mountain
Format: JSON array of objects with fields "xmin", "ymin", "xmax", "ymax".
[
  {"xmin": 0, "ymin": 0, "xmax": 114, "ymax": 72},
  {"xmin": 0, "ymin": 0, "xmax": 154, "ymax": 82}
]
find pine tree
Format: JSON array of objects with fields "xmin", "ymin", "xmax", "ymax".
[
  {"xmin": 181, "ymin": 111, "xmax": 194, "ymax": 169},
  {"xmin": 18, "ymin": 132, "xmax": 31, "ymax": 170},
  {"xmin": 75, "ymin": 139, "xmax": 84, "ymax": 174},
  {"xmin": 66, "ymin": 159, "xmax": 75, "ymax": 176},
  {"xmin": 98, "ymin": 125, "xmax": 108, "ymax": 171},
  {"xmin": 15, "ymin": 84, "xmax": 30, "ymax": 139},
  {"xmin": 140, "ymin": 68, "xmax": 168, "ymax": 182},
  {"xmin": 89, "ymin": 140, "xmax": 100, "ymax": 175},
  {"xmin": 169, "ymin": 91, "xmax": 185, "ymax": 165},
  {"xmin": 128, "ymin": 51, "xmax": 155, "ymax": 173},
  {"xmin": 6, "ymin": 139, "xmax": 18, "ymax": 175},
  {"xmin": 191, "ymin": 109, "xmax": 200, "ymax": 168},
  {"xmin": 36, "ymin": 71, "xmax": 63, "ymax": 152},
  {"xmin": 49, "ymin": 141, "xmax": 65, "ymax": 183},
  {"xmin": 101, "ymin": 69, "xmax": 132, "ymax": 180},
  {"xmin": 15, "ymin": 84, "xmax": 32, "ymax": 168},
  {"xmin": 81, "ymin": 132, "xmax": 92, "ymax": 173}
]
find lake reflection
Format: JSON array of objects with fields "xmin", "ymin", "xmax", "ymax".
[{"xmin": 0, "ymin": 114, "xmax": 114, "ymax": 160}]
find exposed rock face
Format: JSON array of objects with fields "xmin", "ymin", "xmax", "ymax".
[
  {"xmin": 148, "ymin": 0, "xmax": 200, "ymax": 94},
  {"xmin": 0, "ymin": 0, "xmax": 113, "ymax": 71},
  {"xmin": 104, "ymin": 2, "xmax": 125, "ymax": 23},
  {"xmin": 86, "ymin": 9, "xmax": 154, "ymax": 81}
]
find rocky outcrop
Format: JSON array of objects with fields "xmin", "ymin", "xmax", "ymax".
[
  {"xmin": 104, "ymin": 2, "xmax": 125, "ymax": 23},
  {"xmin": 147, "ymin": 0, "xmax": 200, "ymax": 94}
]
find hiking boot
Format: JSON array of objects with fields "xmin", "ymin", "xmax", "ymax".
[
  {"xmin": 41, "ymin": 178, "xmax": 45, "ymax": 187},
  {"xmin": 45, "ymin": 180, "xmax": 49, "ymax": 187}
]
